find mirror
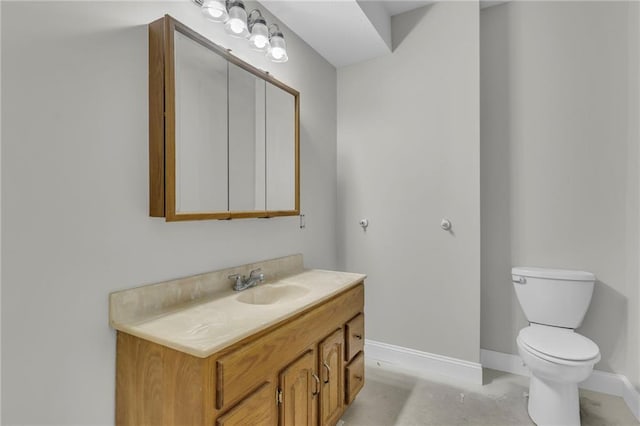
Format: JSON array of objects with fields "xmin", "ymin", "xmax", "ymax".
[
  {"xmin": 174, "ymin": 30, "xmax": 228, "ymax": 213},
  {"xmin": 229, "ymin": 62, "xmax": 266, "ymax": 212},
  {"xmin": 266, "ymin": 82, "xmax": 296, "ymax": 211},
  {"xmin": 149, "ymin": 15, "xmax": 299, "ymax": 221}
]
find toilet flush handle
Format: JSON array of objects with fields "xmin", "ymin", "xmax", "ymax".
[{"xmin": 512, "ymin": 276, "xmax": 526, "ymax": 284}]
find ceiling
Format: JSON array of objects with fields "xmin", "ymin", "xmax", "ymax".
[
  {"xmin": 258, "ymin": 1, "xmax": 505, "ymax": 68},
  {"xmin": 380, "ymin": 0, "xmax": 433, "ymax": 15}
]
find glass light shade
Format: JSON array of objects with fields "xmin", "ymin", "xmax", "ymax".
[
  {"xmin": 201, "ymin": 0, "xmax": 228, "ymax": 22},
  {"xmin": 249, "ymin": 21, "xmax": 270, "ymax": 51},
  {"xmin": 266, "ymin": 34, "xmax": 288, "ymax": 63},
  {"xmin": 225, "ymin": 3, "xmax": 249, "ymax": 38}
]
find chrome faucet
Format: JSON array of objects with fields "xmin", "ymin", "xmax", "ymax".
[{"xmin": 228, "ymin": 268, "xmax": 265, "ymax": 291}]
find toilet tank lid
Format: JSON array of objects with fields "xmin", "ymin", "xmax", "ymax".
[{"xmin": 512, "ymin": 266, "xmax": 595, "ymax": 282}]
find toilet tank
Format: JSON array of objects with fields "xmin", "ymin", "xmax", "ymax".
[{"xmin": 512, "ymin": 267, "xmax": 596, "ymax": 329}]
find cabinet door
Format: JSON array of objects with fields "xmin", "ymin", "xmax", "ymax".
[
  {"xmin": 217, "ymin": 382, "xmax": 277, "ymax": 426},
  {"xmin": 319, "ymin": 328, "xmax": 344, "ymax": 426},
  {"xmin": 279, "ymin": 350, "xmax": 317, "ymax": 426}
]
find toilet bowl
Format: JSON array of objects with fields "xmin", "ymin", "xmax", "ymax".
[
  {"xmin": 512, "ymin": 267, "xmax": 600, "ymax": 426},
  {"xmin": 517, "ymin": 324, "xmax": 600, "ymax": 426}
]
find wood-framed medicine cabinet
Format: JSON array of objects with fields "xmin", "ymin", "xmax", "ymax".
[{"xmin": 149, "ymin": 15, "xmax": 300, "ymax": 221}]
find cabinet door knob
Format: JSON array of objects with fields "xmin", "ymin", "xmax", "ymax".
[
  {"xmin": 322, "ymin": 362, "xmax": 331, "ymax": 384},
  {"xmin": 353, "ymin": 334, "xmax": 362, "ymax": 340},
  {"xmin": 354, "ymin": 375, "xmax": 363, "ymax": 381}
]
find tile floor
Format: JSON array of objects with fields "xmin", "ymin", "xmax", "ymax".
[{"xmin": 341, "ymin": 363, "xmax": 639, "ymax": 426}]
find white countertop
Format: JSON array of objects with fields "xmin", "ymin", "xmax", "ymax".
[{"xmin": 111, "ymin": 268, "xmax": 365, "ymax": 358}]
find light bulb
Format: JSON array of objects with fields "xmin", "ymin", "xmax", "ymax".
[
  {"xmin": 266, "ymin": 32, "xmax": 288, "ymax": 63},
  {"xmin": 201, "ymin": 0, "xmax": 228, "ymax": 22},
  {"xmin": 208, "ymin": 8, "xmax": 223, "ymax": 18},
  {"xmin": 271, "ymin": 47, "xmax": 284, "ymax": 60},
  {"xmin": 224, "ymin": 2, "xmax": 249, "ymax": 38},
  {"xmin": 249, "ymin": 18, "xmax": 270, "ymax": 51},
  {"xmin": 255, "ymin": 35, "xmax": 268, "ymax": 48},
  {"xmin": 229, "ymin": 18, "xmax": 245, "ymax": 34}
]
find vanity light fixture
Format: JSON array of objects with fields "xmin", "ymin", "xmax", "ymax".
[
  {"xmin": 192, "ymin": 0, "xmax": 289, "ymax": 62},
  {"xmin": 266, "ymin": 24, "xmax": 288, "ymax": 63},
  {"xmin": 248, "ymin": 9, "xmax": 270, "ymax": 52}
]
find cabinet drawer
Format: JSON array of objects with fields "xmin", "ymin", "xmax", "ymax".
[
  {"xmin": 345, "ymin": 352, "xmax": 364, "ymax": 405},
  {"xmin": 345, "ymin": 313, "xmax": 364, "ymax": 361},
  {"xmin": 216, "ymin": 382, "xmax": 277, "ymax": 426}
]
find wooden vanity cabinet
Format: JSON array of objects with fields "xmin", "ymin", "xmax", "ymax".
[{"xmin": 116, "ymin": 282, "xmax": 364, "ymax": 426}]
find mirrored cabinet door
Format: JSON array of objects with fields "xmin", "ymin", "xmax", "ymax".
[
  {"xmin": 174, "ymin": 31, "xmax": 229, "ymax": 213},
  {"xmin": 266, "ymin": 82, "xmax": 296, "ymax": 212},
  {"xmin": 228, "ymin": 62, "xmax": 266, "ymax": 213}
]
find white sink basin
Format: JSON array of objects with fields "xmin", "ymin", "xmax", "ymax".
[{"xmin": 236, "ymin": 284, "xmax": 310, "ymax": 305}]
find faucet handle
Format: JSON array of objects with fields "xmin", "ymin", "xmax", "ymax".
[
  {"xmin": 249, "ymin": 268, "xmax": 265, "ymax": 282},
  {"xmin": 228, "ymin": 273, "xmax": 242, "ymax": 283}
]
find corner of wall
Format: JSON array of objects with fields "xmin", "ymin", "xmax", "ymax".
[
  {"xmin": 0, "ymin": 0, "xmax": 4, "ymax": 419},
  {"xmin": 628, "ymin": 0, "xmax": 640, "ymax": 393}
]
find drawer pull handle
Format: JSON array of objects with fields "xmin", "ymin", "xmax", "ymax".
[
  {"xmin": 322, "ymin": 362, "xmax": 331, "ymax": 384},
  {"xmin": 353, "ymin": 334, "xmax": 362, "ymax": 340},
  {"xmin": 354, "ymin": 375, "xmax": 363, "ymax": 381},
  {"xmin": 312, "ymin": 373, "xmax": 320, "ymax": 396}
]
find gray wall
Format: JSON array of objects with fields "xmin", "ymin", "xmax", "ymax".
[
  {"xmin": 632, "ymin": 0, "xmax": 640, "ymax": 391},
  {"xmin": 0, "ymin": 0, "xmax": 3, "ymax": 420},
  {"xmin": 1, "ymin": 2, "xmax": 337, "ymax": 423},
  {"xmin": 337, "ymin": 2, "xmax": 481, "ymax": 363},
  {"xmin": 480, "ymin": 1, "xmax": 640, "ymax": 389},
  {"xmin": 628, "ymin": 0, "xmax": 640, "ymax": 391}
]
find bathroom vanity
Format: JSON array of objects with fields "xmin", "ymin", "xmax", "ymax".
[{"xmin": 110, "ymin": 255, "xmax": 365, "ymax": 425}]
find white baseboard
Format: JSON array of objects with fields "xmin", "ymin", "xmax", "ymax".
[
  {"xmin": 480, "ymin": 349, "xmax": 640, "ymax": 422},
  {"xmin": 365, "ymin": 339, "xmax": 483, "ymax": 384},
  {"xmin": 580, "ymin": 369, "xmax": 627, "ymax": 396},
  {"xmin": 622, "ymin": 376, "xmax": 640, "ymax": 423},
  {"xmin": 480, "ymin": 347, "xmax": 531, "ymax": 377}
]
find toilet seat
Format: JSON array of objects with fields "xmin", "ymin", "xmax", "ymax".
[{"xmin": 518, "ymin": 325, "xmax": 600, "ymax": 365}]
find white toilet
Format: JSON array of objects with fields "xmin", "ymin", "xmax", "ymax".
[{"xmin": 512, "ymin": 266, "xmax": 601, "ymax": 426}]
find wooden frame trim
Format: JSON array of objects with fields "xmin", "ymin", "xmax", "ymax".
[
  {"xmin": 164, "ymin": 16, "xmax": 178, "ymax": 221},
  {"xmin": 163, "ymin": 210, "xmax": 300, "ymax": 222},
  {"xmin": 294, "ymin": 93, "xmax": 300, "ymax": 213},
  {"xmin": 148, "ymin": 18, "xmax": 166, "ymax": 217},
  {"xmin": 149, "ymin": 15, "xmax": 300, "ymax": 221}
]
